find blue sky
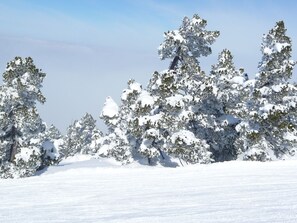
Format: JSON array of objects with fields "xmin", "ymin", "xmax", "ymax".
[{"xmin": 0, "ymin": 0, "xmax": 296, "ymax": 132}]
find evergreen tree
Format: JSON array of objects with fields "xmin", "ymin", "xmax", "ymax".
[
  {"xmin": 99, "ymin": 94, "xmax": 132, "ymax": 163},
  {"xmin": 127, "ymin": 81, "xmax": 164, "ymax": 164},
  {"xmin": 205, "ymin": 49, "xmax": 247, "ymax": 161},
  {"xmin": 63, "ymin": 113, "xmax": 101, "ymax": 157},
  {"xmin": 0, "ymin": 57, "xmax": 57, "ymax": 178},
  {"xmin": 235, "ymin": 21, "xmax": 297, "ymax": 161},
  {"xmin": 127, "ymin": 14, "xmax": 220, "ymax": 165},
  {"xmin": 160, "ymin": 15, "xmax": 219, "ymax": 164},
  {"xmin": 38, "ymin": 124, "xmax": 63, "ymax": 168}
]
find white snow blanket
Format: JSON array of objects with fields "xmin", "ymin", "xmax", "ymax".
[{"xmin": 1, "ymin": 156, "xmax": 297, "ymax": 222}]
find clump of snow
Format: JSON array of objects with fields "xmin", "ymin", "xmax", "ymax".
[
  {"xmin": 30, "ymin": 138, "xmax": 41, "ymax": 144},
  {"xmin": 101, "ymin": 96, "xmax": 118, "ymax": 118},
  {"xmin": 283, "ymin": 132, "xmax": 297, "ymax": 141},
  {"xmin": 54, "ymin": 139, "xmax": 64, "ymax": 151},
  {"xmin": 170, "ymin": 30, "xmax": 184, "ymax": 43},
  {"xmin": 263, "ymin": 47, "xmax": 273, "ymax": 55},
  {"xmin": 271, "ymin": 84, "xmax": 285, "ymax": 92},
  {"xmin": 15, "ymin": 147, "xmax": 40, "ymax": 162},
  {"xmin": 146, "ymin": 128, "xmax": 160, "ymax": 138},
  {"xmin": 121, "ymin": 82, "xmax": 142, "ymax": 101},
  {"xmin": 259, "ymin": 86, "xmax": 271, "ymax": 96},
  {"xmin": 139, "ymin": 140, "xmax": 159, "ymax": 157},
  {"xmin": 137, "ymin": 91, "xmax": 155, "ymax": 108},
  {"xmin": 129, "ymin": 82, "xmax": 142, "ymax": 92},
  {"xmin": 191, "ymin": 17, "xmax": 203, "ymax": 25},
  {"xmin": 260, "ymin": 103, "xmax": 286, "ymax": 114},
  {"xmin": 15, "ymin": 58, "xmax": 22, "ymax": 65},
  {"xmin": 263, "ymin": 42, "xmax": 290, "ymax": 55},
  {"xmin": 42, "ymin": 140, "xmax": 60, "ymax": 159},
  {"xmin": 179, "ymin": 110, "xmax": 195, "ymax": 121},
  {"xmin": 231, "ymin": 76, "xmax": 245, "ymax": 85},
  {"xmin": 97, "ymin": 144, "xmax": 110, "ymax": 156},
  {"xmin": 244, "ymin": 79, "xmax": 256, "ymax": 88},
  {"xmin": 171, "ymin": 130, "xmax": 197, "ymax": 145},
  {"xmin": 75, "ymin": 122, "xmax": 82, "ymax": 128},
  {"xmin": 274, "ymin": 42, "xmax": 290, "ymax": 52},
  {"xmin": 138, "ymin": 113, "xmax": 163, "ymax": 126},
  {"xmin": 166, "ymin": 94, "xmax": 184, "ymax": 108}
]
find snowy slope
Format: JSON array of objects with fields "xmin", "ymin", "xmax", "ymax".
[{"xmin": 1, "ymin": 156, "xmax": 297, "ymax": 223}]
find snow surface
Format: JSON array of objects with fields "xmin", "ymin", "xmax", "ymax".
[{"xmin": 1, "ymin": 156, "xmax": 297, "ymax": 223}]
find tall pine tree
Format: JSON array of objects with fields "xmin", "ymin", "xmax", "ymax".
[
  {"xmin": 0, "ymin": 57, "xmax": 58, "ymax": 178},
  {"xmin": 235, "ymin": 21, "xmax": 297, "ymax": 161}
]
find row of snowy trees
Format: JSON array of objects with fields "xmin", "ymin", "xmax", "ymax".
[
  {"xmin": 1, "ymin": 14, "xmax": 296, "ymax": 178},
  {"xmin": 97, "ymin": 15, "xmax": 296, "ymax": 165}
]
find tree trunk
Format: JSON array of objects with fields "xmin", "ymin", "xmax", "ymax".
[
  {"xmin": 158, "ymin": 148, "xmax": 165, "ymax": 160},
  {"xmin": 9, "ymin": 125, "xmax": 17, "ymax": 163},
  {"xmin": 169, "ymin": 47, "xmax": 181, "ymax": 70},
  {"xmin": 148, "ymin": 157, "xmax": 151, "ymax": 165}
]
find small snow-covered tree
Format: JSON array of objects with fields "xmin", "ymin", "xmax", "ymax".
[
  {"xmin": 99, "ymin": 93, "xmax": 133, "ymax": 163},
  {"xmin": 63, "ymin": 113, "xmax": 101, "ymax": 157},
  {"xmin": 38, "ymin": 124, "xmax": 63, "ymax": 169},
  {"xmin": 128, "ymin": 85, "xmax": 164, "ymax": 164},
  {"xmin": 235, "ymin": 21, "xmax": 297, "ymax": 161}
]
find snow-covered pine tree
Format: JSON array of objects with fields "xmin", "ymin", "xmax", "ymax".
[
  {"xmin": 205, "ymin": 49, "xmax": 248, "ymax": 161},
  {"xmin": 135, "ymin": 14, "xmax": 221, "ymax": 165},
  {"xmin": 63, "ymin": 113, "xmax": 101, "ymax": 157},
  {"xmin": 99, "ymin": 93, "xmax": 133, "ymax": 163},
  {"xmin": 235, "ymin": 21, "xmax": 297, "ymax": 161},
  {"xmin": 38, "ymin": 124, "xmax": 63, "ymax": 169},
  {"xmin": 126, "ymin": 80, "xmax": 164, "ymax": 164},
  {"xmin": 145, "ymin": 69, "xmax": 211, "ymax": 165},
  {"xmin": 0, "ymin": 57, "xmax": 58, "ymax": 178}
]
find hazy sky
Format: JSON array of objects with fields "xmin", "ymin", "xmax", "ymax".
[{"xmin": 0, "ymin": 0, "xmax": 296, "ymax": 133}]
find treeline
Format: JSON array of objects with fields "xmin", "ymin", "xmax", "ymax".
[{"xmin": 0, "ymin": 14, "xmax": 296, "ymax": 178}]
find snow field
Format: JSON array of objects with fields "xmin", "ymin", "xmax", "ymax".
[{"xmin": 1, "ymin": 158, "xmax": 297, "ymax": 223}]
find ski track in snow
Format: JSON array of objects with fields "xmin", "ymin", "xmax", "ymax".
[{"xmin": 1, "ymin": 158, "xmax": 297, "ymax": 223}]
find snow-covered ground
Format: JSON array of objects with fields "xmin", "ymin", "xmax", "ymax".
[{"xmin": 1, "ymin": 156, "xmax": 297, "ymax": 223}]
